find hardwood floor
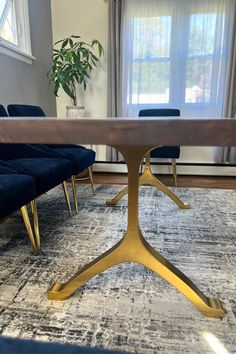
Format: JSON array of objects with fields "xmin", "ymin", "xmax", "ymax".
[{"xmin": 85, "ymin": 172, "xmax": 236, "ymax": 189}]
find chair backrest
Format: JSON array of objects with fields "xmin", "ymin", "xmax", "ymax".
[
  {"xmin": 0, "ymin": 105, "xmax": 39, "ymax": 160},
  {"xmin": 0, "ymin": 105, "xmax": 8, "ymax": 117},
  {"xmin": 0, "ymin": 160, "xmax": 20, "ymax": 174},
  {"xmin": 7, "ymin": 104, "xmax": 46, "ymax": 117},
  {"xmin": 138, "ymin": 109, "xmax": 181, "ymax": 158},
  {"xmin": 0, "ymin": 106, "xmax": 8, "ymax": 159},
  {"xmin": 139, "ymin": 108, "xmax": 180, "ymax": 117}
]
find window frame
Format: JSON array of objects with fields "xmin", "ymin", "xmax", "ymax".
[
  {"xmin": 126, "ymin": 4, "xmax": 229, "ymax": 114},
  {"xmin": 0, "ymin": 0, "xmax": 35, "ymax": 64}
]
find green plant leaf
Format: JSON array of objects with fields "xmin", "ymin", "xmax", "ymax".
[
  {"xmin": 54, "ymin": 38, "xmax": 65, "ymax": 46},
  {"xmin": 61, "ymin": 82, "xmax": 75, "ymax": 99},
  {"xmin": 69, "ymin": 38, "xmax": 73, "ymax": 47},
  {"xmin": 62, "ymin": 38, "xmax": 69, "ymax": 49}
]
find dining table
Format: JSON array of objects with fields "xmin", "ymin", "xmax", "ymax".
[{"xmin": 0, "ymin": 116, "xmax": 235, "ymax": 319}]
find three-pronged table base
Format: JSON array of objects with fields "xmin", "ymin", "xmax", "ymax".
[
  {"xmin": 48, "ymin": 145, "xmax": 224, "ymax": 319},
  {"xmin": 106, "ymin": 152, "xmax": 190, "ymax": 209}
]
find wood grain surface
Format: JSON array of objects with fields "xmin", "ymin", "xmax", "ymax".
[{"xmin": 0, "ymin": 117, "xmax": 235, "ymax": 146}]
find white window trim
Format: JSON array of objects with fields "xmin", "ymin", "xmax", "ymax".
[
  {"xmin": 0, "ymin": 37, "xmax": 35, "ymax": 64},
  {"xmin": 0, "ymin": 0, "xmax": 35, "ymax": 64}
]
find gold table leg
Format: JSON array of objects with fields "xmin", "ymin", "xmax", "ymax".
[
  {"xmin": 106, "ymin": 153, "xmax": 190, "ymax": 209},
  {"xmin": 48, "ymin": 145, "xmax": 224, "ymax": 318},
  {"xmin": 171, "ymin": 158, "xmax": 178, "ymax": 187}
]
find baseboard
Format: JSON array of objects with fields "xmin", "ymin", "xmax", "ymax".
[{"xmin": 93, "ymin": 162, "xmax": 236, "ymax": 176}]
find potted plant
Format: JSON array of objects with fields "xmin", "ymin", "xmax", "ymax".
[{"xmin": 48, "ymin": 35, "xmax": 104, "ymax": 117}]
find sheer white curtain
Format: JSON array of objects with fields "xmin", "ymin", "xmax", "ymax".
[{"xmin": 121, "ymin": 0, "xmax": 235, "ymax": 118}]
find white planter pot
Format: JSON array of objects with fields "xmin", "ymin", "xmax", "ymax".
[{"xmin": 66, "ymin": 106, "xmax": 85, "ymax": 118}]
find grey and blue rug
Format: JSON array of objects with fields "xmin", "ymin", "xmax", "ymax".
[{"xmin": 0, "ymin": 184, "xmax": 235, "ymax": 354}]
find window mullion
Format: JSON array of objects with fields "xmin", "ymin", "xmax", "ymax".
[
  {"xmin": 210, "ymin": 12, "xmax": 224, "ymax": 106},
  {"xmin": 13, "ymin": 0, "xmax": 31, "ymax": 55},
  {"xmin": 14, "ymin": 0, "xmax": 23, "ymax": 48},
  {"xmin": 173, "ymin": 4, "xmax": 190, "ymax": 107}
]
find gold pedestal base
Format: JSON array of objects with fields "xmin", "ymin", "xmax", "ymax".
[
  {"xmin": 106, "ymin": 153, "xmax": 190, "ymax": 209},
  {"xmin": 48, "ymin": 145, "xmax": 224, "ymax": 319}
]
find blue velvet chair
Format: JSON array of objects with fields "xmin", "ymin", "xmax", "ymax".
[
  {"xmin": 0, "ymin": 105, "xmax": 77, "ymax": 251},
  {"xmin": 0, "ymin": 336, "xmax": 128, "ymax": 354},
  {"xmin": 0, "ymin": 144, "xmax": 74, "ymax": 250},
  {"xmin": 1, "ymin": 104, "xmax": 74, "ymax": 208},
  {"xmin": 7, "ymin": 104, "xmax": 96, "ymax": 214},
  {"xmin": 0, "ymin": 104, "xmax": 8, "ymax": 117},
  {"xmin": 0, "ymin": 143, "xmax": 74, "ymax": 208},
  {"xmin": 0, "ymin": 160, "xmax": 38, "ymax": 255},
  {"xmin": 139, "ymin": 109, "xmax": 180, "ymax": 186}
]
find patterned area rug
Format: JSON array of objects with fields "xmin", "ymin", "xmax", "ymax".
[{"xmin": 0, "ymin": 184, "xmax": 235, "ymax": 354}]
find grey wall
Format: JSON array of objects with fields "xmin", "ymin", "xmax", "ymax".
[{"xmin": 0, "ymin": 0, "xmax": 56, "ymax": 116}]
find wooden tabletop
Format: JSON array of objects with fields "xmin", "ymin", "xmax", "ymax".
[{"xmin": 0, "ymin": 117, "xmax": 235, "ymax": 146}]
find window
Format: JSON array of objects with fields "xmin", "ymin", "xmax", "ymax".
[
  {"xmin": 0, "ymin": 0, "xmax": 34, "ymax": 63},
  {"xmin": 0, "ymin": 0, "xmax": 18, "ymax": 45},
  {"xmin": 122, "ymin": 0, "xmax": 234, "ymax": 118}
]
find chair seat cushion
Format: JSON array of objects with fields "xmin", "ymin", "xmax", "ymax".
[
  {"xmin": 0, "ymin": 174, "xmax": 35, "ymax": 219},
  {"xmin": 8, "ymin": 158, "xmax": 72, "ymax": 196},
  {"xmin": 151, "ymin": 146, "xmax": 180, "ymax": 159},
  {"xmin": 0, "ymin": 160, "xmax": 24, "ymax": 174},
  {"xmin": 51, "ymin": 147, "xmax": 96, "ymax": 175}
]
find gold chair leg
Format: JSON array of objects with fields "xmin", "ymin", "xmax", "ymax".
[
  {"xmin": 48, "ymin": 145, "xmax": 223, "ymax": 318},
  {"xmin": 139, "ymin": 158, "xmax": 144, "ymax": 174},
  {"xmin": 21, "ymin": 205, "xmax": 38, "ymax": 256},
  {"xmin": 62, "ymin": 182, "xmax": 72, "ymax": 217},
  {"xmin": 30, "ymin": 199, "xmax": 40, "ymax": 250},
  {"xmin": 172, "ymin": 158, "xmax": 178, "ymax": 187},
  {"xmin": 106, "ymin": 153, "xmax": 189, "ymax": 209},
  {"xmin": 88, "ymin": 167, "xmax": 95, "ymax": 196},
  {"xmin": 71, "ymin": 176, "xmax": 79, "ymax": 214}
]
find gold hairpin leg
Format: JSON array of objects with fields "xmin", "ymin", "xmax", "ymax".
[
  {"xmin": 30, "ymin": 199, "xmax": 40, "ymax": 250},
  {"xmin": 48, "ymin": 145, "xmax": 224, "ymax": 318},
  {"xmin": 88, "ymin": 167, "xmax": 96, "ymax": 196},
  {"xmin": 21, "ymin": 205, "xmax": 38, "ymax": 256},
  {"xmin": 107, "ymin": 153, "xmax": 189, "ymax": 209},
  {"xmin": 62, "ymin": 182, "xmax": 72, "ymax": 217},
  {"xmin": 172, "ymin": 158, "xmax": 178, "ymax": 187},
  {"xmin": 71, "ymin": 176, "xmax": 79, "ymax": 214}
]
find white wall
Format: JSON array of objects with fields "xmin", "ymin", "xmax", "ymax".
[
  {"xmin": 0, "ymin": 0, "xmax": 56, "ymax": 116},
  {"xmin": 51, "ymin": 0, "xmax": 108, "ymax": 160}
]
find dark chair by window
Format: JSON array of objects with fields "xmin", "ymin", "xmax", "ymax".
[{"xmin": 139, "ymin": 108, "xmax": 180, "ymax": 186}]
